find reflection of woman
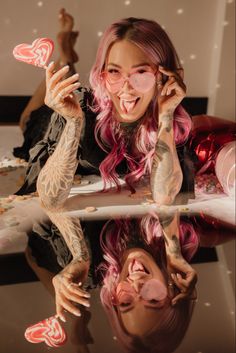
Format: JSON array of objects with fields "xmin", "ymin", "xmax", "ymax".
[
  {"xmin": 99, "ymin": 212, "xmax": 198, "ymax": 353},
  {"xmin": 26, "ymin": 211, "xmax": 198, "ymax": 352}
]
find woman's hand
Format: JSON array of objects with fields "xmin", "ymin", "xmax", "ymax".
[
  {"xmin": 52, "ymin": 259, "xmax": 90, "ymax": 322},
  {"xmin": 167, "ymin": 255, "xmax": 197, "ymax": 306},
  {"xmin": 44, "ymin": 62, "xmax": 83, "ymax": 120},
  {"xmin": 157, "ymin": 66, "xmax": 186, "ymax": 115}
]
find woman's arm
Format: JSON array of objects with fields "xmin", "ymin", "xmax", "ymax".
[
  {"xmin": 151, "ymin": 111, "xmax": 183, "ymax": 205},
  {"xmin": 36, "ymin": 63, "xmax": 83, "ymax": 210},
  {"xmin": 46, "ymin": 212, "xmax": 90, "ymax": 321},
  {"xmin": 151, "ymin": 66, "xmax": 187, "ymax": 205},
  {"xmin": 37, "ymin": 117, "xmax": 83, "ymax": 210},
  {"xmin": 159, "ymin": 211, "xmax": 197, "ymax": 305}
]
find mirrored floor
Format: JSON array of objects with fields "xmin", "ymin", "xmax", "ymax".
[{"xmin": 0, "ymin": 126, "xmax": 235, "ymax": 353}]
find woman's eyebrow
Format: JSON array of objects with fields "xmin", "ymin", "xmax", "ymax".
[
  {"xmin": 132, "ymin": 63, "xmax": 152, "ymax": 68},
  {"xmin": 119, "ymin": 304, "xmax": 135, "ymax": 313},
  {"xmin": 144, "ymin": 300, "xmax": 166, "ymax": 309},
  {"xmin": 107, "ymin": 63, "xmax": 151, "ymax": 68}
]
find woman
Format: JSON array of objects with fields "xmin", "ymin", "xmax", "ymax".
[
  {"xmin": 18, "ymin": 17, "xmax": 194, "ymax": 197},
  {"xmin": 24, "ymin": 16, "xmax": 195, "ymax": 323}
]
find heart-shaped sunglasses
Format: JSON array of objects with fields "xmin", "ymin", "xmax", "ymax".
[{"xmin": 101, "ymin": 70, "xmax": 157, "ymax": 93}]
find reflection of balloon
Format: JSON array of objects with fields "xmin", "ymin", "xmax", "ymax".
[
  {"xmin": 190, "ymin": 115, "xmax": 236, "ymax": 174},
  {"xmin": 215, "ymin": 141, "xmax": 236, "ymax": 197}
]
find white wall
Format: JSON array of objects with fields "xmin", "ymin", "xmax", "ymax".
[{"xmin": 0, "ymin": 0, "xmax": 235, "ymax": 119}]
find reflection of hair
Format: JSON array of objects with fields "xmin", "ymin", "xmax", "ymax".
[
  {"xmin": 89, "ymin": 17, "xmax": 192, "ymax": 191},
  {"xmin": 99, "ymin": 215, "xmax": 199, "ymax": 353}
]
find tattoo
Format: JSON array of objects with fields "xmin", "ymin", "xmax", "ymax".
[
  {"xmin": 37, "ymin": 118, "xmax": 83, "ymax": 209},
  {"xmin": 169, "ymin": 234, "xmax": 181, "ymax": 258},
  {"xmin": 150, "ymin": 112, "xmax": 183, "ymax": 204},
  {"xmin": 48, "ymin": 211, "xmax": 89, "ymax": 262},
  {"xmin": 161, "ymin": 211, "xmax": 188, "ymax": 262}
]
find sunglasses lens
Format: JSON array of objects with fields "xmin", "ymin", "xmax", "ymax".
[
  {"xmin": 130, "ymin": 72, "xmax": 156, "ymax": 92},
  {"xmin": 102, "ymin": 71, "xmax": 156, "ymax": 93},
  {"xmin": 140, "ymin": 279, "xmax": 167, "ymax": 301}
]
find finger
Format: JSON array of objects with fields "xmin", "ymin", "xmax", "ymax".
[
  {"xmin": 59, "ymin": 293, "xmax": 81, "ymax": 317},
  {"xmin": 63, "ymin": 285, "xmax": 90, "ymax": 307},
  {"xmin": 160, "ymin": 76, "xmax": 176, "ymax": 96},
  {"xmin": 56, "ymin": 302, "xmax": 66, "ymax": 322},
  {"xmin": 166, "ymin": 81, "xmax": 186, "ymax": 96},
  {"xmin": 159, "ymin": 65, "xmax": 183, "ymax": 81},
  {"xmin": 53, "ymin": 73, "xmax": 80, "ymax": 95},
  {"xmin": 64, "ymin": 280, "xmax": 90, "ymax": 298},
  {"xmin": 45, "ymin": 61, "xmax": 55, "ymax": 85},
  {"xmin": 171, "ymin": 273, "xmax": 187, "ymax": 292},
  {"xmin": 47, "ymin": 65, "xmax": 70, "ymax": 90},
  {"xmin": 172, "ymin": 292, "xmax": 187, "ymax": 305},
  {"xmin": 55, "ymin": 82, "xmax": 81, "ymax": 100}
]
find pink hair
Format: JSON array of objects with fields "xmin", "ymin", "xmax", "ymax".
[
  {"xmin": 89, "ymin": 18, "xmax": 192, "ymax": 190},
  {"xmin": 99, "ymin": 214, "xmax": 198, "ymax": 353}
]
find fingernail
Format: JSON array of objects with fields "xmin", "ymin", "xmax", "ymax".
[
  {"xmin": 171, "ymin": 273, "xmax": 175, "ymax": 279},
  {"xmin": 73, "ymin": 82, "xmax": 80, "ymax": 86},
  {"xmin": 60, "ymin": 316, "xmax": 66, "ymax": 322},
  {"xmin": 84, "ymin": 294, "xmax": 91, "ymax": 298},
  {"xmin": 172, "ymin": 301, "xmax": 177, "ymax": 306},
  {"xmin": 78, "ymin": 282, "xmax": 82, "ymax": 286},
  {"xmin": 176, "ymin": 273, "xmax": 181, "ymax": 278},
  {"xmin": 63, "ymin": 65, "xmax": 70, "ymax": 70},
  {"xmin": 74, "ymin": 311, "xmax": 81, "ymax": 317},
  {"xmin": 49, "ymin": 61, "xmax": 54, "ymax": 67},
  {"xmin": 72, "ymin": 73, "xmax": 79, "ymax": 78}
]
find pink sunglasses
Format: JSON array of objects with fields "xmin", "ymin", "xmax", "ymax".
[
  {"xmin": 114, "ymin": 279, "xmax": 168, "ymax": 308},
  {"xmin": 101, "ymin": 70, "xmax": 157, "ymax": 93}
]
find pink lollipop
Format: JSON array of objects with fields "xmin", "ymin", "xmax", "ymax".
[
  {"xmin": 13, "ymin": 38, "xmax": 54, "ymax": 68},
  {"xmin": 24, "ymin": 315, "xmax": 67, "ymax": 347}
]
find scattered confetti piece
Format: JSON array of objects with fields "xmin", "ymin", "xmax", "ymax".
[{"xmin": 85, "ymin": 206, "xmax": 97, "ymax": 213}]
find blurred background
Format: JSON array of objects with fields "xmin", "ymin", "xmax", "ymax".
[{"xmin": 0, "ymin": 0, "xmax": 235, "ymax": 120}]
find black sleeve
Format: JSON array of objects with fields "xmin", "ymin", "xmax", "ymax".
[
  {"xmin": 176, "ymin": 136, "xmax": 195, "ymax": 198},
  {"xmin": 15, "ymin": 112, "xmax": 67, "ymax": 195}
]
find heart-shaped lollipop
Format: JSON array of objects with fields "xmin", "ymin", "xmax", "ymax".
[
  {"xmin": 24, "ymin": 315, "xmax": 67, "ymax": 347},
  {"xmin": 13, "ymin": 38, "xmax": 54, "ymax": 68}
]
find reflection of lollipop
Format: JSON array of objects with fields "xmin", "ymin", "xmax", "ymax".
[
  {"xmin": 215, "ymin": 141, "xmax": 236, "ymax": 197},
  {"xmin": 24, "ymin": 315, "xmax": 67, "ymax": 347}
]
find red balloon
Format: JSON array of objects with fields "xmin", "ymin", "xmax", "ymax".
[{"xmin": 189, "ymin": 115, "xmax": 236, "ymax": 174}]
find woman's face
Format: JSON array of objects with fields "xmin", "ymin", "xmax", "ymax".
[
  {"xmin": 116, "ymin": 248, "xmax": 170, "ymax": 335},
  {"xmin": 104, "ymin": 40, "xmax": 157, "ymax": 123}
]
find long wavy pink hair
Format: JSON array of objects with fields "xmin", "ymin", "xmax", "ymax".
[
  {"xmin": 99, "ymin": 213, "xmax": 198, "ymax": 353},
  {"xmin": 89, "ymin": 17, "xmax": 192, "ymax": 191}
]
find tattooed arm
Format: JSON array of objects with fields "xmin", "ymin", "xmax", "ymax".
[
  {"xmin": 37, "ymin": 118, "xmax": 83, "ymax": 210},
  {"xmin": 47, "ymin": 212, "xmax": 91, "ymax": 321},
  {"xmin": 160, "ymin": 211, "xmax": 197, "ymax": 305},
  {"xmin": 150, "ymin": 111, "xmax": 183, "ymax": 205},
  {"xmin": 37, "ymin": 62, "xmax": 84, "ymax": 210}
]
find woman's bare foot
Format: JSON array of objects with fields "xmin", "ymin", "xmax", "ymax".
[
  {"xmin": 58, "ymin": 8, "xmax": 74, "ymax": 32},
  {"xmin": 57, "ymin": 8, "xmax": 79, "ymax": 64}
]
